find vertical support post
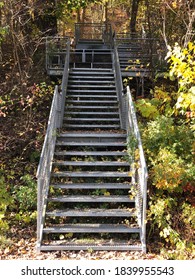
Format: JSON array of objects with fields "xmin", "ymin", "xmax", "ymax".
[
  {"xmin": 82, "ymin": 49, "xmax": 86, "ymax": 63},
  {"xmin": 60, "ymin": 39, "xmax": 70, "ymax": 127}
]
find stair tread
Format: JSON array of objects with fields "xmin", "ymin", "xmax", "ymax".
[
  {"xmin": 59, "ymin": 133, "xmax": 126, "ymax": 137},
  {"xmin": 71, "ymin": 68, "xmax": 113, "ymax": 72},
  {"xmin": 48, "ymin": 195, "xmax": 134, "ymax": 203},
  {"xmin": 68, "ymin": 76, "xmax": 114, "ymax": 79},
  {"xmin": 66, "ymin": 95, "xmax": 117, "ymax": 98},
  {"xmin": 63, "ymin": 124, "xmax": 121, "ymax": 128},
  {"xmin": 67, "ymin": 90, "xmax": 117, "ymax": 93},
  {"xmin": 53, "ymin": 161, "xmax": 129, "ymax": 166},
  {"xmin": 40, "ymin": 244, "xmax": 142, "ymax": 251},
  {"xmin": 68, "ymin": 80, "xmax": 115, "ymax": 83},
  {"xmin": 64, "ymin": 118, "xmax": 120, "ymax": 121},
  {"xmin": 52, "ymin": 171, "xmax": 130, "ymax": 177},
  {"xmin": 52, "ymin": 183, "xmax": 131, "ymax": 189},
  {"xmin": 65, "ymin": 112, "xmax": 119, "ymax": 115},
  {"xmin": 68, "ymin": 85, "xmax": 116, "ymax": 88},
  {"xmin": 65, "ymin": 105, "xmax": 118, "ymax": 109},
  {"xmin": 69, "ymin": 72, "xmax": 114, "ymax": 76},
  {"xmin": 55, "ymin": 151, "xmax": 127, "ymax": 156},
  {"xmin": 46, "ymin": 208, "xmax": 136, "ymax": 217},
  {"xmin": 56, "ymin": 141, "xmax": 125, "ymax": 146},
  {"xmin": 43, "ymin": 224, "xmax": 140, "ymax": 233},
  {"xmin": 66, "ymin": 100, "xmax": 118, "ymax": 103}
]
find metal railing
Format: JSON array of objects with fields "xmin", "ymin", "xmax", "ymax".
[
  {"xmin": 116, "ymin": 35, "xmax": 166, "ymax": 72},
  {"xmin": 60, "ymin": 40, "xmax": 70, "ymax": 126},
  {"xmin": 124, "ymin": 86, "xmax": 148, "ymax": 253},
  {"xmin": 39, "ymin": 28, "xmax": 148, "ymax": 251},
  {"xmin": 46, "ymin": 36, "xmax": 70, "ymax": 74},
  {"xmin": 112, "ymin": 34, "xmax": 148, "ymax": 251},
  {"xmin": 36, "ymin": 85, "xmax": 61, "ymax": 251},
  {"xmin": 37, "ymin": 38, "xmax": 70, "ymax": 251},
  {"xmin": 75, "ymin": 23, "xmax": 113, "ymax": 46},
  {"xmin": 112, "ymin": 39, "xmax": 126, "ymax": 129}
]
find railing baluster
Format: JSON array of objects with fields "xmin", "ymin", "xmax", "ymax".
[{"xmin": 112, "ymin": 39, "xmax": 126, "ymax": 129}]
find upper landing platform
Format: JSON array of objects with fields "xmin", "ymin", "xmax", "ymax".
[{"xmin": 46, "ymin": 23, "xmax": 161, "ymax": 77}]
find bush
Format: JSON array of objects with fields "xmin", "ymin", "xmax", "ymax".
[
  {"xmin": 13, "ymin": 175, "xmax": 37, "ymax": 211},
  {"xmin": 149, "ymin": 196, "xmax": 195, "ymax": 258},
  {"xmin": 166, "ymin": 41, "xmax": 195, "ymax": 114},
  {"xmin": 142, "ymin": 116, "xmax": 194, "ymax": 160},
  {"xmin": 0, "ymin": 174, "xmax": 13, "ymax": 234},
  {"xmin": 151, "ymin": 148, "xmax": 185, "ymax": 192}
]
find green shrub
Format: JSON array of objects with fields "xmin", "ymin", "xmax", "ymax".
[
  {"xmin": 0, "ymin": 174, "xmax": 13, "ymax": 234},
  {"xmin": 14, "ymin": 175, "xmax": 37, "ymax": 211}
]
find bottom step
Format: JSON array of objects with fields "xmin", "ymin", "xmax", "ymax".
[{"xmin": 39, "ymin": 244, "xmax": 142, "ymax": 251}]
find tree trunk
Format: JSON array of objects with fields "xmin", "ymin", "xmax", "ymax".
[{"xmin": 130, "ymin": 0, "xmax": 141, "ymax": 34}]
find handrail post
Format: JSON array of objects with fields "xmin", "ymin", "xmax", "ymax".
[
  {"xmin": 60, "ymin": 39, "xmax": 70, "ymax": 127},
  {"xmin": 112, "ymin": 38, "xmax": 126, "ymax": 129}
]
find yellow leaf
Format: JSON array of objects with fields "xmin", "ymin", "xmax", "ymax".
[
  {"xmin": 172, "ymin": 1, "xmax": 177, "ymax": 9},
  {"xmin": 59, "ymin": 234, "xmax": 65, "ymax": 240},
  {"xmin": 65, "ymin": 233, "xmax": 73, "ymax": 238},
  {"xmin": 104, "ymin": 191, "xmax": 110, "ymax": 196}
]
